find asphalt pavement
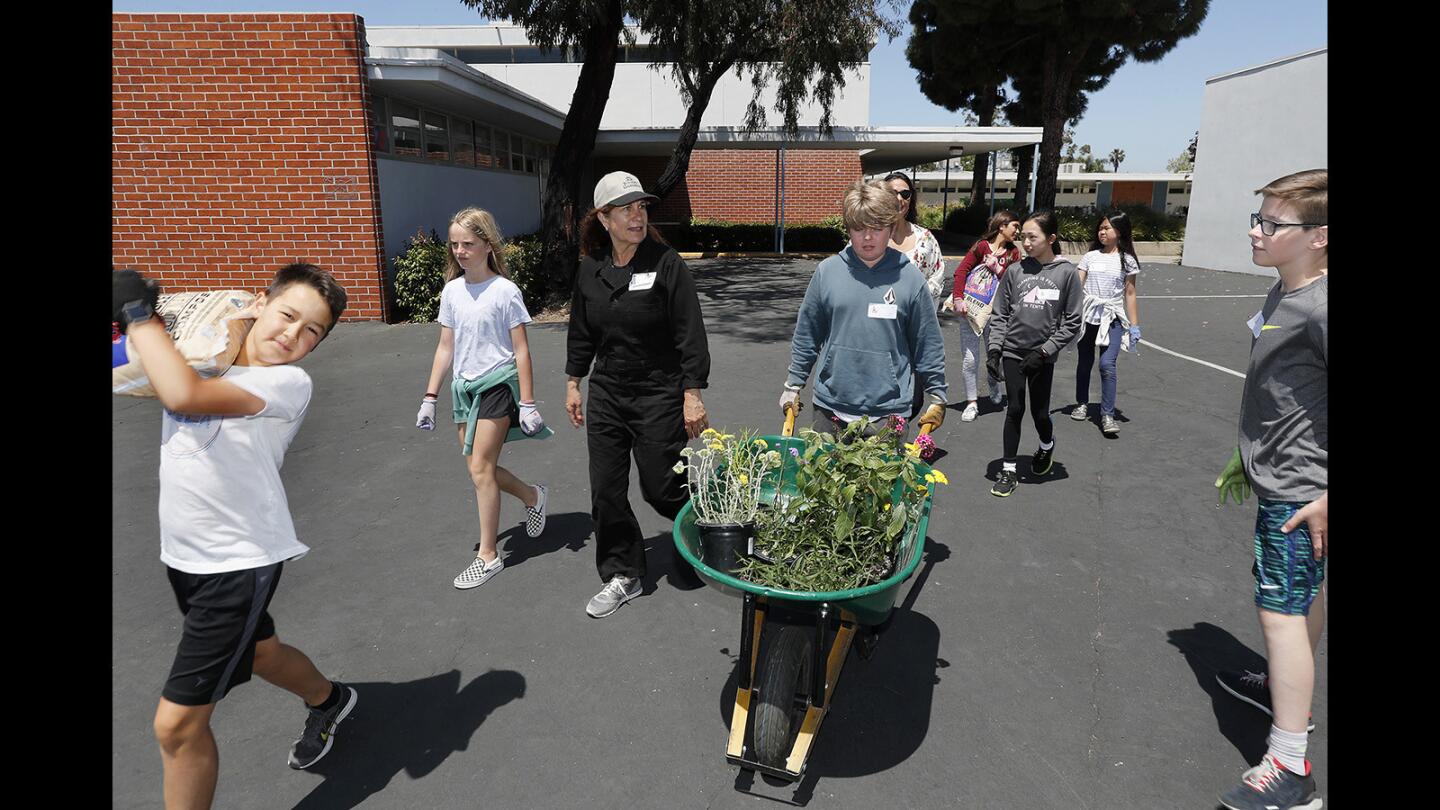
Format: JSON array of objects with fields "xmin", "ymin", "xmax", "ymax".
[{"xmin": 112, "ymin": 258, "xmax": 1325, "ymax": 809}]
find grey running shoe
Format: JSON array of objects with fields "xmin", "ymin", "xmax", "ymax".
[
  {"xmin": 1218, "ymin": 754, "xmax": 1322, "ymax": 810},
  {"xmin": 586, "ymin": 575, "xmax": 641, "ymax": 618},
  {"xmin": 1101, "ymin": 415, "xmax": 1120, "ymax": 436},
  {"xmin": 525, "ymin": 484, "xmax": 548, "ymax": 537},
  {"xmin": 1215, "ymin": 670, "xmax": 1316, "ymax": 732},
  {"xmin": 1070, "ymin": 403, "xmax": 1089, "ymax": 421},
  {"xmin": 288, "ymin": 682, "xmax": 358, "ymax": 770},
  {"xmin": 454, "ymin": 555, "xmax": 503, "ymax": 589},
  {"xmin": 991, "ymin": 468, "xmax": 1018, "ymax": 497}
]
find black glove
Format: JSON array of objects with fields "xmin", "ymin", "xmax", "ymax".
[
  {"xmin": 986, "ymin": 350, "xmax": 1002, "ymax": 381},
  {"xmin": 113, "ymin": 269, "xmax": 161, "ymax": 334},
  {"xmin": 1020, "ymin": 349, "xmax": 1047, "ymax": 374}
]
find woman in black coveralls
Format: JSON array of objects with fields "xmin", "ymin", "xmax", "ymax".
[{"xmin": 565, "ymin": 171, "xmax": 711, "ymax": 619}]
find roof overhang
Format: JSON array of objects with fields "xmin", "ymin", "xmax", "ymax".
[
  {"xmin": 594, "ymin": 126, "xmax": 1044, "ymax": 174},
  {"xmin": 364, "ymin": 47, "xmax": 565, "ymax": 141}
]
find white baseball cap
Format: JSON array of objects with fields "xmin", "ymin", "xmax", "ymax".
[{"xmin": 593, "ymin": 171, "xmax": 660, "ymax": 209}]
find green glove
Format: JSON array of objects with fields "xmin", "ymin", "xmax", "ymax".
[{"xmin": 1215, "ymin": 447, "xmax": 1251, "ymax": 506}]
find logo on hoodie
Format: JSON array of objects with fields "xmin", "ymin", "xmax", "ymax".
[{"xmin": 1019, "ymin": 277, "xmax": 1060, "ymax": 310}]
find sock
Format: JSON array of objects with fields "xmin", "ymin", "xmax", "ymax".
[
  {"xmin": 1039, "ymin": 439, "xmax": 1054, "ymax": 451},
  {"xmin": 309, "ymin": 680, "xmax": 340, "ymax": 711},
  {"xmin": 1266, "ymin": 724, "xmax": 1308, "ymax": 774},
  {"xmin": 1002, "ymin": 461, "xmax": 1017, "ymax": 472}
]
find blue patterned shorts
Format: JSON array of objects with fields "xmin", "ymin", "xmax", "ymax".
[{"xmin": 1252, "ymin": 499, "xmax": 1326, "ymax": 616}]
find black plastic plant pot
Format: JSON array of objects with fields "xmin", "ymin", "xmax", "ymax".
[{"xmin": 697, "ymin": 522, "xmax": 755, "ymax": 574}]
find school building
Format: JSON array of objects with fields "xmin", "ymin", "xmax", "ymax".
[
  {"xmin": 112, "ymin": 13, "xmax": 1041, "ymax": 321},
  {"xmin": 894, "ymin": 159, "xmax": 1191, "ymax": 214}
]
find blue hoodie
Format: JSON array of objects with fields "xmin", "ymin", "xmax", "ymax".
[{"xmin": 786, "ymin": 246, "xmax": 947, "ymax": 416}]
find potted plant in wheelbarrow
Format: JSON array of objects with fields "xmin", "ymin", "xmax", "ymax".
[
  {"xmin": 673, "ymin": 428, "xmax": 784, "ymax": 573},
  {"xmin": 746, "ymin": 421, "xmax": 948, "ymax": 592}
]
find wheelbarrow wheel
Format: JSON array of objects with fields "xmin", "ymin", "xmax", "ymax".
[{"xmin": 752, "ymin": 623, "xmax": 815, "ymax": 767}]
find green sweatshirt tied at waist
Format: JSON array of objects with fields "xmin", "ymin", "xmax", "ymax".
[{"xmin": 452, "ymin": 360, "xmax": 554, "ymax": 455}]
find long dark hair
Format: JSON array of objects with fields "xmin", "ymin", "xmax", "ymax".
[
  {"xmin": 981, "ymin": 210, "xmax": 1020, "ymax": 247},
  {"xmin": 882, "ymin": 171, "xmax": 918, "ymax": 224},
  {"xmin": 1022, "ymin": 210, "xmax": 1061, "ymax": 260},
  {"xmin": 1088, "ymin": 210, "xmax": 1140, "ymax": 273},
  {"xmin": 579, "ymin": 205, "xmax": 669, "ymax": 259}
]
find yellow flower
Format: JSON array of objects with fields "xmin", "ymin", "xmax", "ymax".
[
  {"xmin": 739, "ymin": 474, "xmax": 749, "ymax": 485},
  {"xmin": 925, "ymin": 473, "xmax": 936, "ymax": 483},
  {"xmin": 701, "ymin": 428, "xmax": 720, "ymax": 439},
  {"xmin": 672, "ymin": 461, "xmax": 686, "ymax": 474},
  {"xmin": 708, "ymin": 442, "xmax": 724, "ymax": 451},
  {"xmin": 720, "ymin": 432, "xmax": 735, "ymax": 440},
  {"xmin": 904, "ymin": 443, "xmax": 919, "ymax": 454},
  {"xmin": 930, "ymin": 470, "xmax": 949, "ymax": 485},
  {"xmin": 883, "ymin": 503, "xmax": 891, "ymax": 511},
  {"xmin": 753, "ymin": 439, "xmax": 768, "ymax": 449}
]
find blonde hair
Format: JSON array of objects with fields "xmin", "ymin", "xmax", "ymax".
[
  {"xmin": 444, "ymin": 207, "xmax": 509, "ymax": 281},
  {"xmin": 1255, "ymin": 169, "xmax": 1327, "ymax": 228},
  {"xmin": 842, "ymin": 180, "xmax": 901, "ymax": 231}
]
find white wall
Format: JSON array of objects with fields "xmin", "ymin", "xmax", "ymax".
[
  {"xmin": 473, "ymin": 62, "xmax": 870, "ymax": 129},
  {"xmin": 1183, "ymin": 49, "xmax": 1327, "ymax": 276},
  {"xmin": 376, "ymin": 157, "xmax": 543, "ymax": 270}
]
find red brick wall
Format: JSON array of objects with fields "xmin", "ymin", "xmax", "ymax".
[
  {"xmin": 597, "ymin": 149, "xmax": 862, "ymax": 224},
  {"xmin": 112, "ymin": 13, "xmax": 388, "ymax": 321}
]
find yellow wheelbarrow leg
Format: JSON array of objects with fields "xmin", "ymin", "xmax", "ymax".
[
  {"xmin": 727, "ymin": 596, "xmax": 768, "ymax": 759},
  {"xmin": 784, "ymin": 617, "xmax": 855, "ymax": 775}
]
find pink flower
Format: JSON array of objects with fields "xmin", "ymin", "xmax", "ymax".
[{"xmin": 915, "ymin": 433, "xmax": 936, "ymax": 461}]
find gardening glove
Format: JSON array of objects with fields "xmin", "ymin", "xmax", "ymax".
[
  {"xmin": 1128, "ymin": 325, "xmax": 1142, "ymax": 346},
  {"xmin": 113, "ymin": 269, "xmax": 161, "ymax": 334},
  {"xmin": 1019, "ymin": 348, "xmax": 1047, "ymax": 374},
  {"xmin": 519, "ymin": 400, "xmax": 546, "ymax": 436},
  {"xmin": 917, "ymin": 391, "xmax": 946, "ymax": 431},
  {"xmin": 1215, "ymin": 447, "xmax": 1251, "ymax": 506},
  {"xmin": 416, "ymin": 396, "xmax": 437, "ymax": 430},
  {"xmin": 779, "ymin": 387, "xmax": 801, "ymax": 414},
  {"xmin": 986, "ymin": 349, "xmax": 1003, "ymax": 381}
]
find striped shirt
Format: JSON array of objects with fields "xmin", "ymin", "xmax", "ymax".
[{"xmin": 1077, "ymin": 250, "xmax": 1140, "ymax": 324}]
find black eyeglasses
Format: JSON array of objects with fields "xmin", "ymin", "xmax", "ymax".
[
  {"xmin": 1250, "ymin": 212, "xmax": 1324, "ymax": 237},
  {"xmin": 894, "ymin": 189, "xmax": 913, "ymax": 201}
]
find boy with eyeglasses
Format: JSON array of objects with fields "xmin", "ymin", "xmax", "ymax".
[{"xmin": 1212, "ymin": 169, "xmax": 1327, "ymax": 810}]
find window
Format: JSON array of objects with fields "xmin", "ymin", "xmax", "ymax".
[
  {"xmin": 423, "ymin": 111, "xmax": 449, "ymax": 161},
  {"xmin": 451, "ymin": 119, "xmax": 474, "ymax": 167},
  {"xmin": 390, "ymin": 101, "xmax": 421, "ymax": 157},
  {"xmin": 493, "ymin": 131, "xmax": 510, "ymax": 170},
  {"xmin": 524, "ymin": 138, "xmax": 538, "ymax": 174},
  {"xmin": 511, "ymin": 135, "xmax": 525, "ymax": 172},
  {"xmin": 475, "ymin": 124, "xmax": 493, "ymax": 169},
  {"xmin": 368, "ymin": 96, "xmax": 388, "ymax": 153}
]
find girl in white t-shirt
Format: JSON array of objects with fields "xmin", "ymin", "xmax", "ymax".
[
  {"xmin": 1070, "ymin": 211, "xmax": 1142, "ymax": 437},
  {"xmin": 415, "ymin": 208, "xmax": 550, "ymax": 590}
]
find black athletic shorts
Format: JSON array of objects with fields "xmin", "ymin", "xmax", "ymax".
[
  {"xmin": 162, "ymin": 562, "xmax": 282, "ymax": 706},
  {"xmin": 451, "ymin": 381, "xmax": 519, "ymax": 424}
]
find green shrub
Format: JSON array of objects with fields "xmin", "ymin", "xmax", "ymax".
[
  {"xmin": 943, "ymin": 200, "xmax": 1017, "ymax": 238},
  {"xmin": 500, "ymin": 232, "xmax": 546, "ymax": 314},
  {"xmin": 915, "ymin": 204, "xmax": 947, "ymax": 231},
  {"xmin": 392, "ymin": 228, "xmax": 448, "ymax": 322},
  {"xmin": 1054, "ymin": 204, "xmax": 1186, "ymax": 243},
  {"xmin": 674, "ymin": 218, "xmax": 845, "ymax": 252}
]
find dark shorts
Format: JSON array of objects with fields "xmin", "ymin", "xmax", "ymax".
[
  {"xmin": 162, "ymin": 563, "xmax": 283, "ymax": 706},
  {"xmin": 451, "ymin": 381, "xmax": 518, "ymax": 424},
  {"xmin": 1252, "ymin": 499, "xmax": 1326, "ymax": 616}
]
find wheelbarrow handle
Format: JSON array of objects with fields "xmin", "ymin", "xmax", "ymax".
[{"xmin": 782, "ymin": 403, "xmax": 797, "ymax": 437}]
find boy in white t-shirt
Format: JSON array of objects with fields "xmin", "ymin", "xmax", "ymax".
[{"xmin": 115, "ymin": 264, "xmax": 357, "ymax": 810}]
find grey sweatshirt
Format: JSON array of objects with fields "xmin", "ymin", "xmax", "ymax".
[
  {"xmin": 787, "ymin": 246, "xmax": 947, "ymax": 415},
  {"xmin": 986, "ymin": 255, "xmax": 1084, "ymax": 361}
]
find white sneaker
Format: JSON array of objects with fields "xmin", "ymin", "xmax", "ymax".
[
  {"xmin": 525, "ymin": 484, "xmax": 548, "ymax": 537},
  {"xmin": 586, "ymin": 575, "xmax": 641, "ymax": 618},
  {"xmin": 453, "ymin": 555, "xmax": 503, "ymax": 589},
  {"xmin": 960, "ymin": 402, "xmax": 979, "ymax": 422}
]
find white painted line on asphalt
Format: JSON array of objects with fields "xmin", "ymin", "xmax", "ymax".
[
  {"xmin": 1143, "ymin": 340, "xmax": 1246, "ymax": 379},
  {"xmin": 1138, "ymin": 295, "xmax": 1267, "ymax": 299}
]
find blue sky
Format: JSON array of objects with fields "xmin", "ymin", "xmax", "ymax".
[{"xmin": 115, "ymin": 1, "xmax": 1326, "ymax": 171}]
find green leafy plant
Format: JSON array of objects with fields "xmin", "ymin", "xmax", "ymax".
[
  {"xmin": 391, "ymin": 228, "xmax": 448, "ymax": 322},
  {"xmin": 500, "ymin": 231, "xmax": 546, "ymax": 314},
  {"xmin": 743, "ymin": 422, "xmax": 947, "ymax": 592},
  {"xmin": 675, "ymin": 218, "xmax": 846, "ymax": 252},
  {"xmin": 673, "ymin": 428, "xmax": 783, "ymax": 525}
]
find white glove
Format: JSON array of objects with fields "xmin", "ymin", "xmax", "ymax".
[
  {"xmin": 519, "ymin": 400, "xmax": 546, "ymax": 436},
  {"xmin": 779, "ymin": 388, "xmax": 800, "ymax": 413},
  {"xmin": 416, "ymin": 397, "xmax": 437, "ymax": 430}
]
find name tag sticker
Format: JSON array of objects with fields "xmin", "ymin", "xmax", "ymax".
[
  {"xmin": 628, "ymin": 272, "xmax": 657, "ymax": 291},
  {"xmin": 1247, "ymin": 310, "xmax": 1265, "ymax": 338},
  {"xmin": 868, "ymin": 303, "xmax": 898, "ymax": 320},
  {"xmin": 1038, "ymin": 288, "xmax": 1060, "ymax": 301}
]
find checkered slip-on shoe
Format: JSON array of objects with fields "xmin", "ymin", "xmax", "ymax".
[
  {"xmin": 525, "ymin": 484, "xmax": 548, "ymax": 538},
  {"xmin": 454, "ymin": 555, "xmax": 503, "ymax": 589}
]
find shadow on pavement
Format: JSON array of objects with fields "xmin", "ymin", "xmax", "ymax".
[
  {"xmin": 499, "ymin": 511, "xmax": 592, "ymax": 568},
  {"xmin": 293, "ymin": 669, "xmax": 525, "ymax": 810},
  {"xmin": 983, "ymin": 458, "xmax": 1070, "ymax": 485},
  {"xmin": 722, "ymin": 539, "xmax": 951, "ymax": 805},
  {"xmin": 644, "ymin": 530, "xmax": 707, "ymax": 593},
  {"xmin": 692, "ymin": 258, "xmax": 816, "ymax": 344},
  {"xmin": 1166, "ymin": 623, "xmax": 1272, "ymax": 765}
]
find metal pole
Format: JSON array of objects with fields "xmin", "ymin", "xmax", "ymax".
[
  {"xmin": 988, "ymin": 150, "xmax": 997, "ymax": 217},
  {"xmin": 1029, "ymin": 143, "xmax": 1039, "ymax": 211},
  {"xmin": 774, "ymin": 150, "xmax": 782, "ymax": 253},
  {"xmin": 943, "ymin": 157, "xmax": 950, "ymax": 225},
  {"xmin": 778, "ymin": 146, "xmax": 787, "ymax": 254}
]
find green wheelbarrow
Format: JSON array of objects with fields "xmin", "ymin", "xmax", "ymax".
[{"xmin": 671, "ymin": 409, "xmax": 934, "ymax": 781}]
